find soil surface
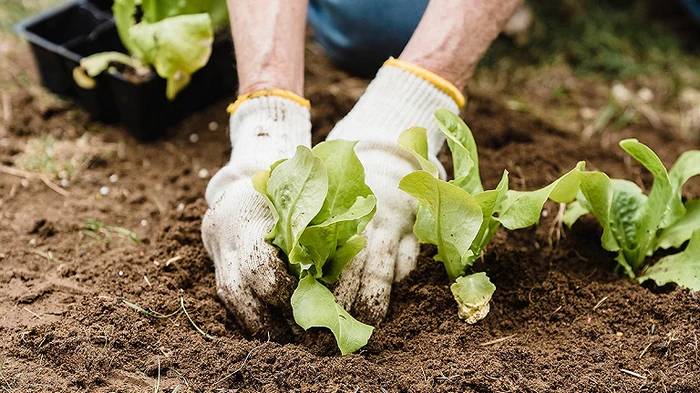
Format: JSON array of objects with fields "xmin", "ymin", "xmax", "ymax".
[{"xmin": 1, "ymin": 39, "xmax": 699, "ymax": 393}]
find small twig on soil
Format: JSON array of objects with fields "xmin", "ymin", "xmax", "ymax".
[
  {"xmin": 215, "ymin": 332, "xmax": 271, "ymax": 386},
  {"xmin": 0, "ymin": 357, "xmax": 14, "ymax": 391},
  {"xmin": 122, "ymin": 297, "xmax": 213, "ymax": 341},
  {"xmin": 22, "ymin": 307, "xmax": 41, "ymax": 319},
  {"xmin": 122, "ymin": 299, "xmax": 181, "ymax": 319},
  {"xmin": 40, "ymin": 175, "xmax": 70, "ymax": 197},
  {"xmin": 639, "ymin": 342, "xmax": 652, "ymax": 359},
  {"xmin": 154, "ymin": 358, "xmax": 161, "ymax": 393},
  {"xmin": 480, "ymin": 334, "xmax": 517, "ymax": 347},
  {"xmin": 619, "ymin": 368, "xmax": 646, "ymax": 379},
  {"xmin": 0, "ymin": 164, "xmax": 33, "ymax": 178},
  {"xmin": 593, "ymin": 296, "xmax": 609, "ymax": 311},
  {"xmin": 549, "ymin": 305, "xmax": 563, "ymax": 316},
  {"xmin": 165, "ymin": 256, "xmax": 182, "ymax": 266},
  {"xmin": 144, "ymin": 275, "xmax": 152, "ymax": 287},
  {"xmin": 0, "ymin": 165, "xmax": 70, "ymax": 197},
  {"xmin": 420, "ymin": 367, "xmax": 428, "ymax": 382},
  {"xmin": 149, "ymin": 192, "xmax": 166, "ymax": 216},
  {"xmin": 30, "ymin": 250, "xmax": 56, "ymax": 262},
  {"xmin": 180, "ymin": 297, "xmax": 213, "ymax": 340},
  {"xmin": 434, "ymin": 372, "xmax": 461, "ymax": 382},
  {"xmin": 173, "ymin": 369, "xmax": 190, "ymax": 389}
]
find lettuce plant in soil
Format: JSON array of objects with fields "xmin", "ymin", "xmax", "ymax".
[
  {"xmin": 398, "ymin": 110, "xmax": 584, "ymax": 323},
  {"xmin": 564, "ymin": 140, "xmax": 700, "ymax": 290},
  {"xmin": 253, "ymin": 140, "xmax": 376, "ymax": 355},
  {"xmin": 76, "ymin": 0, "xmax": 229, "ymax": 99}
]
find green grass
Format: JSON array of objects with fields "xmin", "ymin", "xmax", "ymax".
[
  {"xmin": 122, "ymin": 297, "xmax": 214, "ymax": 340},
  {"xmin": 81, "ymin": 219, "xmax": 139, "ymax": 247},
  {"xmin": 481, "ymin": 0, "xmax": 700, "ymax": 91},
  {"xmin": 15, "ymin": 134, "xmax": 116, "ymax": 182}
]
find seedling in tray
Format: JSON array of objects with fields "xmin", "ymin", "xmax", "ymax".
[
  {"xmin": 253, "ymin": 140, "xmax": 377, "ymax": 355},
  {"xmin": 398, "ymin": 110, "xmax": 584, "ymax": 323},
  {"xmin": 78, "ymin": 0, "xmax": 229, "ymax": 99},
  {"xmin": 564, "ymin": 140, "xmax": 700, "ymax": 290},
  {"xmin": 15, "ymin": 0, "xmax": 237, "ymax": 139}
]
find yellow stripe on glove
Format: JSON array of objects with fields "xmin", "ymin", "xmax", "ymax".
[
  {"xmin": 384, "ymin": 58, "xmax": 466, "ymax": 109},
  {"xmin": 227, "ymin": 89, "xmax": 311, "ymax": 115}
]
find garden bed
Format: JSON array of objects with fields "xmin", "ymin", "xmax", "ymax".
[
  {"xmin": 14, "ymin": 0, "xmax": 237, "ymax": 140},
  {"xmin": 1, "ymin": 35, "xmax": 699, "ymax": 393}
]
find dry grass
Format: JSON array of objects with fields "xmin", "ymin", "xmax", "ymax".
[{"xmin": 14, "ymin": 133, "xmax": 116, "ymax": 184}]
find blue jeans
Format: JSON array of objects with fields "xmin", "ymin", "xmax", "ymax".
[
  {"xmin": 308, "ymin": 0, "xmax": 429, "ymax": 77},
  {"xmin": 309, "ymin": 0, "xmax": 700, "ymax": 77},
  {"xmin": 681, "ymin": 0, "xmax": 700, "ymax": 24}
]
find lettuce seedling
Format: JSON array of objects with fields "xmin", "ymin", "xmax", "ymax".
[
  {"xmin": 398, "ymin": 110, "xmax": 583, "ymax": 322},
  {"xmin": 76, "ymin": 0, "xmax": 229, "ymax": 99},
  {"xmin": 564, "ymin": 139, "xmax": 700, "ymax": 290},
  {"xmin": 253, "ymin": 140, "xmax": 376, "ymax": 355}
]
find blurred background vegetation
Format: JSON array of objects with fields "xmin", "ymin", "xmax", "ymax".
[
  {"xmin": 1, "ymin": 0, "xmax": 699, "ymax": 139},
  {"xmin": 0, "ymin": 0, "xmax": 60, "ymax": 31}
]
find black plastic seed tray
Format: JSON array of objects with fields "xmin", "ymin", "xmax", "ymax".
[{"xmin": 15, "ymin": 0, "xmax": 237, "ymax": 140}]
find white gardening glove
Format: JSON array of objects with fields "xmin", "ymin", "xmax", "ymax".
[
  {"xmin": 328, "ymin": 58, "xmax": 465, "ymax": 324},
  {"xmin": 202, "ymin": 91, "xmax": 311, "ymax": 335}
]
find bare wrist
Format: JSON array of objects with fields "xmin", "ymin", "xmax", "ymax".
[{"xmin": 239, "ymin": 78, "xmax": 304, "ymax": 96}]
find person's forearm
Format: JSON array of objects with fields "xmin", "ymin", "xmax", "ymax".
[
  {"xmin": 228, "ymin": 0, "xmax": 309, "ymax": 95},
  {"xmin": 400, "ymin": 0, "xmax": 524, "ymax": 91}
]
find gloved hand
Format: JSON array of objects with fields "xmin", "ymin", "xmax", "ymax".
[
  {"xmin": 202, "ymin": 91, "xmax": 311, "ymax": 334},
  {"xmin": 328, "ymin": 58, "xmax": 465, "ymax": 324}
]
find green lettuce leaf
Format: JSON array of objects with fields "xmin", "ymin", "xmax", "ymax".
[
  {"xmin": 82, "ymin": 0, "xmax": 225, "ymax": 99},
  {"xmin": 320, "ymin": 235, "xmax": 366, "ymax": 285},
  {"xmin": 566, "ymin": 139, "xmax": 699, "ymax": 280},
  {"xmin": 264, "ymin": 146, "xmax": 327, "ymax": 262},
  {"xmin": 665, "ymin": 150, "xmax": 700, "ymax": 231},
  {"xmin": 669, "ymin": 150, "xmax": 700, "ymax": 195},
  {"xmin": 450, "ymin": 272, "xmax": 496, "ymax": 324},
  {"xmin": 398, "ymin": 113, "xmax": 587, "ymax": 325},
  {"xmin": 203, "ymin": 0, "xmax": 230, "ymax": 28},
  {"xmin": 434, "ymin": 109, "xmax": 484, "ymax": 195},
  {"xmin": 608, "ymin": 179, "xmax": 648, "ymax": 273},
  {"xmin": 398, "ymin": 126, "xmax": 439, "ymax": 177},
  {"xmin": 79, "ymin": 52, "xmax": 142, "ymax": 77},
  {"xmin": 638, "ymin": 230, "xmax": 700, "ymax": 290},
  {"xmin": 254, "ymin": 141, "xmax": 376, "ymax": 354},
  {"xmin": 291, "ymin": 275, "xmax": 373, "ymax": 355},
  {"xmin": 129, "ymin": 14, "xmax": 214, "ymax": 99},
  {"xmin": 619, "ymin": 139, "xmax": 676, "ymax": 244},
  {"xmin": 310, "ymin": 140, "xmax": 373, "ymax": 224},
  {"xmin": 471, "ymin": 170, "xmax": 510, "ymax": 260},
  {"xmin": 574, "ymin": 172, "xmax": 646, "ymax": 276},
  {"xmin": 656, "ymin": 200, "xmax": 700, "ymax": 250},
  {"xmin": 563, "ymin": 198, "xmax": 590, "ymax": 228},
  {"xmin": 496, "ymin": 162, "xmax": 584, "ymax": 230},
  {"xmin": 576, "ymin": 172, "xmax": 622, "ymax": 253},
  {"xmin": 112, "ymin": 0, "xmax": 138, "ymax": 55},
  {"xmin": 298, "ymin": 195, "xmax": 376, "ymax": 276},
  {"xmin": 141, "ymin": 0, "xmax": 229, "ymax": 27},
  {"xmin": 75, "ymin": 52, "xmax": 145, "ymax": 89},
  {"xmin": 399, "ymin": 171, "xmax": 484, "ymax": 280}
]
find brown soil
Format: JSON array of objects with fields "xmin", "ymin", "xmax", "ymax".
[{"xmin": 1, "ymin": 40, "xmax": 699, "ymax": 393}]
